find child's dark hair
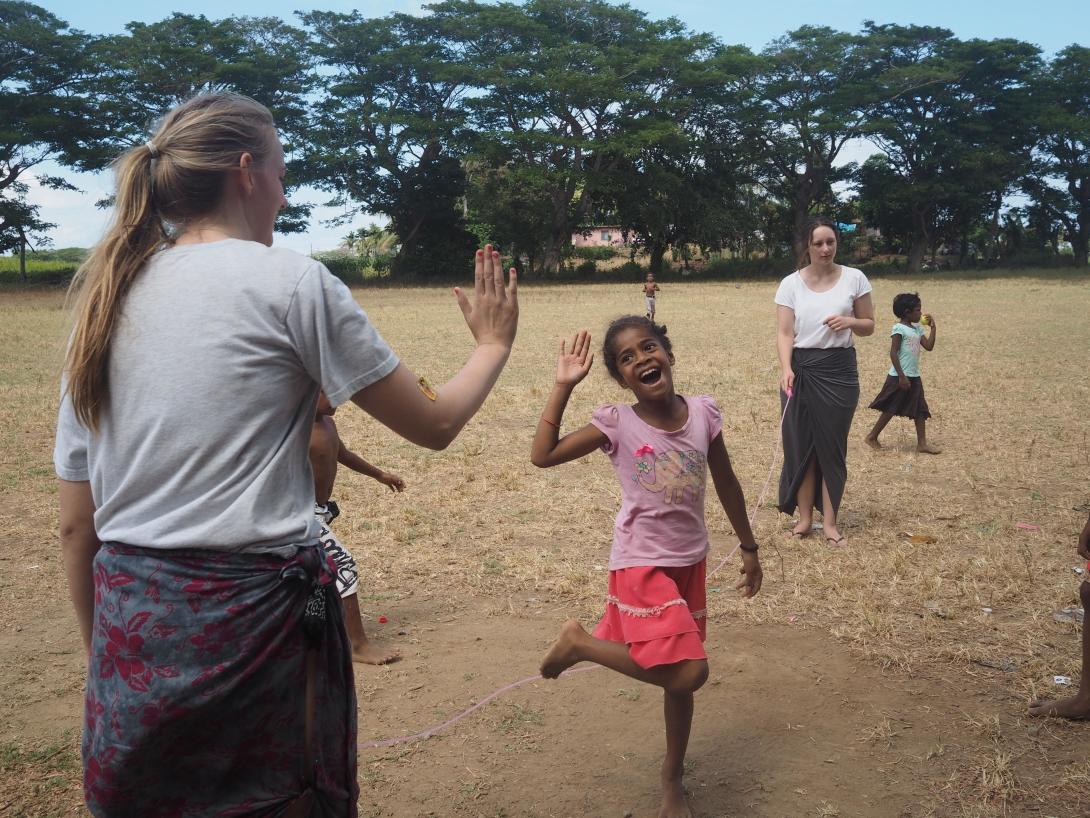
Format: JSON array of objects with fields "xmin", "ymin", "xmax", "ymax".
[
  {"xmin": 892, "ymin": 292, "xmax": 921, "ymax": 319},
  {"xmin": 602, "ymin": 316, "xmax": 672, "ymax": 382}
]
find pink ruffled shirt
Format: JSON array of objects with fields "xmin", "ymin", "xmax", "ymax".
[{"xmin": 590, "ymin": 395, "xmax": 723, "ymax": 570}]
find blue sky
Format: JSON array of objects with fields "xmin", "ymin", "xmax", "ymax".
[{"xmin": 29, "ymin": 0, "xmax": 1088, "ymax": 253}]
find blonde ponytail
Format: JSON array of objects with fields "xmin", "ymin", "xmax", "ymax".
[{"xmin": 65, "ymin": 93, "xmax": 275, "ymax": 428}]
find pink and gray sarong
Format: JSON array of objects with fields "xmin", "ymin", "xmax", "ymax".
[{"xmin": 84, "ymin": 542, "xmax": 357, "ymax": 817}]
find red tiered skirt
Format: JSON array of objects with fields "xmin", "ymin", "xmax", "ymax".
[{"xmin": 593, "ymin": 559, "xmax": 707, "ymax": 669}]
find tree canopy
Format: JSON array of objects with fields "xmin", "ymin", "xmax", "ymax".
[{"xmin": 8, "ymin": 0, "xmax": 1089, "ymax": 274}]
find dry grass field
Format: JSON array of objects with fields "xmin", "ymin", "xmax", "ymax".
[{"xmin": 1, "ymin": 272, "xmax": 1088, "ymax": 817}]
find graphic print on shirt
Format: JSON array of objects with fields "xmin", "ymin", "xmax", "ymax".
[
  {"xmin": 903, "ymin": 329, "xmax": 922, "ymax": 357},
  {"xmin": 634, "ymin": 449, "xmax": 707, "ymax": 504}
]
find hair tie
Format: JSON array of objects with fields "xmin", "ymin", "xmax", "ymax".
[{"xmin": 146, "ymin": 141, "xmax": 160, "ymax": 159}]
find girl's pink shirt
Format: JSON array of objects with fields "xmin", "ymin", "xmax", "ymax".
[{"xmin": 590, "ymin": 395, "xmax": 722, "ymax": 570}]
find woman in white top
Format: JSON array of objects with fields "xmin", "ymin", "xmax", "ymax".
[
  {"xmin": 774, "ymin": 217, "xmax": 874, "ymax": 546},
  {"xmin": 55, "ymin": 92, "xmax": 517, "ymax": 817}
]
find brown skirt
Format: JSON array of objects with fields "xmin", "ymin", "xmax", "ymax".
[{"xmin": 868, "ymin": 375, "xmax": 931, "ymax": 420}]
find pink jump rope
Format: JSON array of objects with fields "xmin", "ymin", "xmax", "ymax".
[{"xmin": 359, "ymin": 388, "xmax": 796, "ymax": 751}]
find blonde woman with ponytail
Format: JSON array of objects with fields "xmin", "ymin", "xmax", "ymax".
[{"xmin": 55, "ymin": 92, "xmax": 518, "ymax": 817}]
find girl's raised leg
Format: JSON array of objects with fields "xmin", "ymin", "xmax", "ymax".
[
  {"xmin": 541, "ymin": 620, "xmax": 707, "ymax": 818},
  {"xmin": 915, "ymin": 418, "xmax": 941, "ymax": 454},
  {"xmin": 660, "ymin": 691, "xmax": 695, "ymax": 818},
  {"xmin": 541, "ymin": 620, "xmax": 708, "ymax": 694}
]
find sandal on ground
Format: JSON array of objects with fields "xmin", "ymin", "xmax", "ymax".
[{"xmin": 825, "ymin": 535, "xmax": 846, "ymax": 546}]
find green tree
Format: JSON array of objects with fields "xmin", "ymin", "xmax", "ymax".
[
  {"xmin": 92, "ymin": 13, "xmax": 316, "ymax": 231},
  {"xmin": 600, "ymin": 44, "xmax": 760, "ymax": 270},
  {"xmin": 465, "ymin": 160, "xmax": 555, "ymax": 273},
  {"xmin": 301, "ymin": 9, "xmax": 478, "ymax": 278},
  {"xmin": 860, "ymin": 24, "xmax": 1040, "ymax": 271},
  {"xmin": 1021, "ymin": 45, "xmax": 1090, "ymax": 266},
  {"xmin": 455, "ymin": 0, "xmax": 707, "ymax": 273},
  {"xmin": 0, "ymin": 2, "xmax": 97, "ymax": 252},
  {"xmin": 738, "ymin": 26, "xmax": 878, "ymax": 260}
]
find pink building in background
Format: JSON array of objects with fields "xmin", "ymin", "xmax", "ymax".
[{"xmin": 571, "ymin": 226, "xmax": 630, "ymax": 248}]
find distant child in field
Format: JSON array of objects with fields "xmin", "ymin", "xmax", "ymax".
[
  {"xmin": 531, "ymin": 317, "xmax": 762, "ymax": 818},
  {"xmin": 643, "ymin": 273, "xmax": 660, "ymax": 321},
  {"xmin": 311, "ymin": 392, "xmax": 405, "ymax": 665},
  {"xmin": 864, "ymin": 292, "xmax": 940, "ymax": 453},
  {"xmin": 1029, "ymin": 512, "xmax": 1090, "ymax": 720}
]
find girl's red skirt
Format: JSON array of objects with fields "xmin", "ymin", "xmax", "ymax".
[{"xmin": 593, "ymin": 559, "xmax": 707, "ymax": 669}]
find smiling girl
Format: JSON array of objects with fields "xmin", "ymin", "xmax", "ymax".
[{"xmin": 530, "ymin": 317, "xmax": 762, "ymax": 818}]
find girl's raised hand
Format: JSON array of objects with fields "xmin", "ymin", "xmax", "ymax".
[
  {"xmin": 454, "ymin": 245, "xmax": 519, "ymax": 349},
  {"xmin": 555, "ymin": 330, "xmax": 594, "ymax": 387}
]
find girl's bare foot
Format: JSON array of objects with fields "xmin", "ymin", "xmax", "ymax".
[
  {"xmin": 1028, "ymin": 693, "xmax": 1090, "ymax": 719},
  {"xmin": 352, "ymin": 641, "xmax": 401, "ymax": 665},
  {"xmin": 659, "ymin": 775, "xmax": 693, "ymax": 818},
  {"xmin": 540, "ymin": 619, "xmax": 587, "ymax": 678},
  {"xmin": 864, "ymin": 435, "xmax": 881, "ymax": 450},
  {"xmin": 917, "ymin": 443, "xmax": 942, "ymax": 454}
]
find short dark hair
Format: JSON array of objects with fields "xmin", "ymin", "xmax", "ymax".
[
  {"xmin": 602, "ymin": 316, "xmax": 672, "ymax": 382},
  {"xmin": 892, "ymin": 292, "xmax": 921, "ymax": 319}
]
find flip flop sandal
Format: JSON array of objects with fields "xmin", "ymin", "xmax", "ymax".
[{"xmin": 826, "ymin": 536, "xmax": 846, "ymax": 546}]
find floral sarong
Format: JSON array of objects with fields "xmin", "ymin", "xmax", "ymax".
[{"xmin": 84, "ymin": 542, "xmax": 357, "ymax": 817}]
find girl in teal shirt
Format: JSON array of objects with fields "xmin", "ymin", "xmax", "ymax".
[{"xmin": 864, "ymin": 292, "xmax": 940, "ymax": 453}]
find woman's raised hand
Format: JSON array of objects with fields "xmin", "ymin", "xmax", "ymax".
[
  {"xmin": 454, "ymin": 245, "xmax": 518, "ymax": 349},
  {"xmin": 555, "ymin": 330, "xmax": 594, "ymax": 388}
]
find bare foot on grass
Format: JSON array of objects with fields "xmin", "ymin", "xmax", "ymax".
[
  {"xmin": 540, "ymin": 619, "xmax": 586, "ymax": 679},
  {"xmin": 659, "ymin": 775, "xmax": 693, "ymax": 818},
  {"xmin": 864, "ymin": 435, "xmax": 881, "ymax": 450},
  {"xmin": 352, "ymin": 641, "xmax": 401, "ymax": 665},
  {"xmin": 917, "ymin": 443, "xmax": 942, "ymax": 454},
  {"xmin": 1028, "ymin": 693, "xmax": 1090, "ymax": 719}
]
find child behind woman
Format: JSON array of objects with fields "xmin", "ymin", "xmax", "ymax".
[
  {"xmin": 531, "ymin": 316, "xmax": 762, "ymax": 818},
  {"xmin": 865, "ymin": 292, "xmax": 940, "ymax": 453},
  {"xmin": 311, "ymin": 391, "xmax": 405, "ymax": 665}
]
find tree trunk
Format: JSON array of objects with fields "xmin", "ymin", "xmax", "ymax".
[
  {"xmin": 1075, "ymin": 203, "xmax": 1090, "ymax": 266},
  {"xmin": 541, "ymin": 190, "xmax": 573, "ymax": 275},
  {"xmin": 19, "ymin": 237, "xmax": 26, "ymax": 283},
  {"xmin": 907, "ymin": 236, "xmax": 928, "ymax": 274},
  {"xmin": 790, "ymin": 164, "xmax": 829, "ymax": 264},
  {"xmin": 906, "ymin": 204, "xmax": 933, "ymax": 274},
  {"xmin": 792, "ymin": 195, "xmax": 811, "ymax": 267},
  {"xmin": 1073, "ymin": 229, "xmax": 1089, "ymax": 267},
  {"xmin": 648, "ymin": 242, "xmax": 667, "ymax": 273}
]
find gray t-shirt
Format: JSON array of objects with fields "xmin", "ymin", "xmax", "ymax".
[{"xmin": 54, "ymin": 239, "xmax": 399, "ymax": 554}]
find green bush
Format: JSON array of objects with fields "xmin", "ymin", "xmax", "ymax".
[
  {"xmin": 615, "ymin": 260, "xmax": 644, "ymax": 279},
  {"xmin": 698, "ymin": 257, "xmax": 786, "ymax": 279},
  {"xmin": 574, "ymin": 259, "xmax": 597, "ymax": 278},
  {"xmin": 312, "ymin": 254, "xmax": 387, "ymax": 286},
  {"xmin": 0, "ymin": 257, "xmax": 78, "ymax": 286},
  {"xmin": 572, "ymin": 245, "xmax": 618, "ymax": 261}
]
